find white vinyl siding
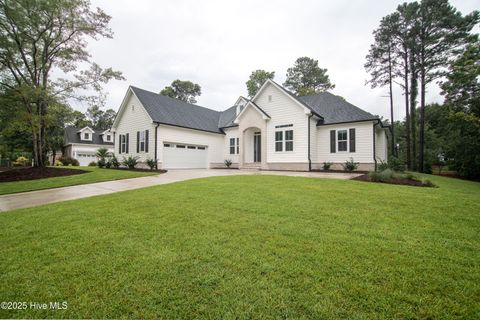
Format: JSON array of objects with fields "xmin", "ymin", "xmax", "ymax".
[
  {"xmin": 254, "ymin": 83, "xmax": 309, "ymax": 163},
  {"xmin": 158, "ymin": 125, "xmax": 224, "ymax": 167},
  {"xmin": 316, "ymin": 121, "xmax": 375, "ymax": 163},
  {"xmin": 375, "ymin": 127, "xmax": 388, "ymax": 162},
  {"xmin": 223, "ymin": 127, "xmax": 239, "ymax": 163},
  {"xmin": 114, "ymin": 92, "xmax": 155, "ymax": 162}
]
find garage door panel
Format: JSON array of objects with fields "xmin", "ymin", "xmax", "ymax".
[{"xmin": 163, "ymin": 144, "xmax": 207, "ymax": 169}]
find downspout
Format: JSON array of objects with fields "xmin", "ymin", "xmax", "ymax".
[
  {"xmin": 307, "ymin": 113, "xmax": 313, "ymax": 172},
  {"xmin": 154, "ymin": 123, "xmax": 159, "ymax": 170}
]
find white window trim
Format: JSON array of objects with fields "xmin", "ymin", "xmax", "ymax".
[
  {"xmin": 337, "ymin": 129, "xmax": 349, "ymax": 153},
  {"xmin": 120, "ymin": 134, "xmax": 126, "ymax": 153},
  {"xmin": 139, "ymin": 130, "xmax": 146, "ymax": 152},
  {"xmin": 275, "ymin": 128, "xmax": 294, "ymax": 153}
]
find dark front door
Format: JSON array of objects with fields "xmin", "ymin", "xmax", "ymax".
[{"xmin": 254, "ymin": 132, "xmax": 261, "ymax": 162}]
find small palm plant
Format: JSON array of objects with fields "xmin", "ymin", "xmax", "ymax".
[{"xmin": 96, "ymin": 148, "xmax": 111, "ymax": 168}]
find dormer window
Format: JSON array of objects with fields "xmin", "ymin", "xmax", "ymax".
[
  {"xmin": 84, "ymin": 133, "xmax": 89, "ymax": 140},
  {"xmin": 106, "ymin": 135, "xmax": 111, "ymax": 142}
]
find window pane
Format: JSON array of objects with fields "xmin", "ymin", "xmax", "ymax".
[
  {"xmin": 230, "ymin": 146, "xmax": 235, "ymax": 154},
  {"xmin": 236, "ymin": 138, "xmax": 239, "ymax": 154},
  {"xmin": 275, "ymin": 131, "xmax": 283, "ymax": 141},
  {"xmin": 285, "ymin": 130, "xmax": 293, "ymax": 140},
  {"xmin": 230, "ymin": 138, "xmax": 235, "ymax": 147},
  {"xmin": 338, "ymin": 141, "xmax": 347, "ymax": 151},
  {"xmin": 275, "ymin": 141, "xmax": 283, "ymax": 152},
  {"xmin": 338, "ymin": 130, "xmax": 347, "ymax": 141},
  {"xmin": 286, "ymin": 141, "xmax": 293, "ymax": 151}
]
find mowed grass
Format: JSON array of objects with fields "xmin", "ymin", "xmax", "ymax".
[
  {"xmin": 0, "ymin": 166, "xmax": 157, "ymax": 195},
  {"xmin": 1, "ymin": 174, "xmax": 479, "ymax": 319}
]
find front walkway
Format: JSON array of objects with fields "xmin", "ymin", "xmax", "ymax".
[{"xmin": 0, "ymin": 169, "xmax": 360, "ymax": 212}]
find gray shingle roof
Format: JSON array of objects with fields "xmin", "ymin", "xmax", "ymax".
[
  {"xmin": 64, "ymin": 127, "xmax": 114, "ymax": 145},
  {"xmin": 128, "ymin": 85, "xmax": 377, "ymax": 134},
  {"xmin": 298, "ymin": 92, "xmax": 377, "ymax": 125},
  {"xmin": 218, "ymin": 105, "xmax": 237, "ymax": 128},
  {"xmin": 131, "ymin": 86, "xmax": 225, "ymax": 133}
]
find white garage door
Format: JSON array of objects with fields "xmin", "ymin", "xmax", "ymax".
[
  {"xmin": 76, "ymin": 153, "xmax": 97, "ymax": 166},
  {"xmin": 162, "ymin": 143, "xmax": 208, "ymax": 169}
]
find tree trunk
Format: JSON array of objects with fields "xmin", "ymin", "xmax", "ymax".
[
  {"xmin": 410, "ymin": 51, "xmax": 418, "ymax": 172},
  {"xmin": 403, "ymin": 51, "xmax": 411, "ymax": 170},
  {"xmin": 388, "ymin": 47, "xmax": 395, "ymax": 157},
  {"xmin": 419, "ymin": 62, "xmax": 426, "ymax": 173}
]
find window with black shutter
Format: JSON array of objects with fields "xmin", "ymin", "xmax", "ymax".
[{"xmin": 349, "ymin": 128, "xmax": 356, "ymax": 153}]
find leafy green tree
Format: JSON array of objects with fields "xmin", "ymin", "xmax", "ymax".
[
  {"xmin": 365, "ymin": 13, "xmax": 398, "ymax": 156},
  {"xmin": 0, "ymin": 0, "xmax": 124, "ymax": 167},
  {"xmin": 283, "ymin": 57, "xmax": 335, "ymax": 95},
  {"xmin": 72, "ymin": 111, "xmax": 93, "ymax": 128},
  {"xmin": 413, "ymin": 0, "xmax": 479, "ymax": 172},
  {"xmin": 45, "ymin": 102, "xmax": 74, "ymax": 165},
  {"xmin": 160, "ymin": 80, "xmax": 202, "ymax": 104},
  {"xmin": 246, "ymin": 70, "xmax": 275, "ymax": 98},
  {"xmin": 85, "ymin": 105, "xmax": 116, "ymax": 129},
  {"xmin": 440, "ymin": 41, "xmax": 480, "ymax": 179}
]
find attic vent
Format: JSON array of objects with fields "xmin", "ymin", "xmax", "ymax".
[
  {"xmin": 268, "ymin": 95, "xmax": 272, "ymax": 102},
  {"xmin": 131, "ymin": 105, "xmax": 135, "ymax": 111}
]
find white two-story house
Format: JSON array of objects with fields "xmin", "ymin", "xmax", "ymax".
[
  {"xmin": 63, "ymin": 127, "xmax": 115, "ymax": 166},
  {"xmin": 111, "ymin": 79, "xmax": 388, "ymax": 171}
]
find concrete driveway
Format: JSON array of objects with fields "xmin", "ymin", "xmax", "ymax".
[{"xmin": 0, "ymin": 169, "xmax": 360, "ymax": 212}]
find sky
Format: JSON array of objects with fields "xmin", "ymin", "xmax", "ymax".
[{"xmin": 80, "ymin": 0, "xmax": 480, "ymax": 121}]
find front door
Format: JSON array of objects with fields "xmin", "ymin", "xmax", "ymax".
[{"xmin": 254, "ymin": 132, "xmax": 261, "ymax": 162}]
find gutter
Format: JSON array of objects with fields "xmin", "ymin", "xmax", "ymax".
[
  {"xmin": 154, "ymin": 123, "xmax": 159, "ymax": 170},
  {"xmin": 308, "ymin": 113, "xmax": 313, "ymax": 171}
]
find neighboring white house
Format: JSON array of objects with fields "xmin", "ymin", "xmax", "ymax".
[
  {"xmin": 111, "ymin": 79, "xmax": 388, "ymax": 171},
  {"xmin": 63, "ymin": 127, "xmax": 114, "ymax": 166}
]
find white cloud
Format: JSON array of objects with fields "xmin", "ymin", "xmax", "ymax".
[{"xmin": 83, "ymin": 0, "xmax": 479, "ymax": 121}]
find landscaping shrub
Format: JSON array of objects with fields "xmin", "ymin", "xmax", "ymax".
[
  {"xmin": 105, "ymin": 160, "xmax": 112, "ymax": 169},
  {"xmin": 96, "ymin": 148, "xmax": 111, "ymax": 168},
  {"xmin": 224, "ymin": 159, "xmax": 232, "ymax": 168},
  {"xmin": 146, "ymin": 158, "xmax": 156, "ymax": 170},
  {"xmin": 342, "ymin": 157, "xmax": 359, "ymax": 172},
  {"xmin": 110, "ymin": 156, "xmax": 120, "ymax": 169},
  {"xmin": 378, "ymin": 160, "xmax": 389, "ymax": 171},
  {"xmin": 13, "ymin": 156, "xmax": 29, "ymax": 166},
  {"xmin": 122, "ymin": 156, "xmax": 139, "ymax": 169},
  {"xmin": 97, "ymin": 158, "xmax": 106, "ymax": 168},
  {"xmin": 88, "ymin": 161, "xmax": 97, "ymax": 167},
  {"xmin": 55, "ymin": 161, "xmax": 64, "ymax": 166},
  {"xmin": 388, "ymin": 157, "xmax": 405, "ymax": 172},
  {"xmin": 322, "ymin": 162, "xmax": 332, "ymax": 171},
  {"xmin": 58, "ymin": 156, "xmax": 78, "ymax": 166},
  {"xmin": 369, "ymin": 169, "xmax": 394, "ymax": 181}
]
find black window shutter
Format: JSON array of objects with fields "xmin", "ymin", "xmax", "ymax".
[
  {"xmin": 145, "ymin": 130, "xmax": 149, "ymax": 153},
  {"xmin": 119, "ymin": 135, "xmax": 122, "ymax": 154},
  {"xmin": 330, "ymin": 130, "xmax": 336, "ymax": 153},
  {"xmin": 126, "ymin": 133, "xmax": 129, "ymax": 154},
  {"xmin": 349, "ymin": 128, "xmax": 356, "ymax": 152},
  {"xmin": 136, "ymin": 131, "xmax": 140, "ymax": 153}
]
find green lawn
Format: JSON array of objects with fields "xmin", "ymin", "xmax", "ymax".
[
  {"xmin": 1, "ymin": 174, "xmax": 479, "ymax": 319},
  {"xmin": 0, "ymin": 166, "xmax": 158, "ymax": 195}
]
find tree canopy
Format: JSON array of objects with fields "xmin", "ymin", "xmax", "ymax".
[
  {"xmin": 0, "ymin": 0, "xmax": 123, "ymax": 166},
  {"xmin": 246, "ymin": 70, "xmax": 275, "ymax": 98},
  {"xmin": 160, "ymin": 80, "xmax": 202, "ymax": 104},
  {"xmin": 283, "ymin": 57, "xmax": 335, "ymax": 96}
]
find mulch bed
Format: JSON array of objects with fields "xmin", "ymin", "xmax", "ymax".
[
  {"xmin": 352, "ymin": 173, "xmax": 436, "ymax": 187},
  {"xmin": 312, "ymin": 169, "xmax": 369, "ymax": 174},
  {"xmin": 0, "ymin": 167, "xmax": 88, "ymax": 182}
]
